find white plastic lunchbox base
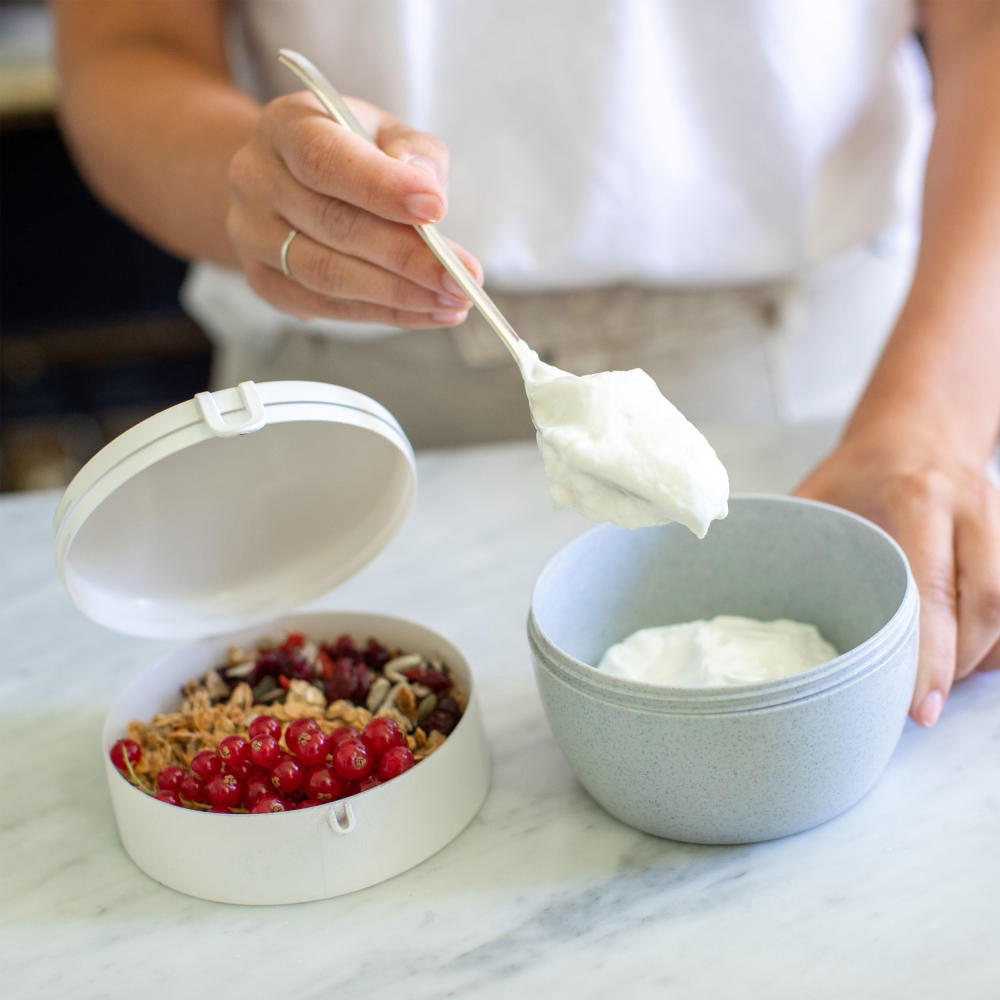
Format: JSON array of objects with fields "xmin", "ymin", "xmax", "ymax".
[{"xmin": 103, "ymin": 612, "xmax": 490, "ymax": 905}]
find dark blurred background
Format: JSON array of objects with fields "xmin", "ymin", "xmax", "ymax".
[{"xmin": 0, "ymin": 0, "xmax": 212, "ymax": 491}]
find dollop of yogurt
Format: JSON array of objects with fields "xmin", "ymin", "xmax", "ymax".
[
  {"xmin": 519, "ymin": 345, "xmax": 729, "ymax": 536},
  {"xmin": 598, "ymin": 616, "xmax": 839, "ymax": 687}
]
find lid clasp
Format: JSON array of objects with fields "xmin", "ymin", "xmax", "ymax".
[{"xmin": 196, "ymin": 381, "xmax": 267, "ymax": 437}]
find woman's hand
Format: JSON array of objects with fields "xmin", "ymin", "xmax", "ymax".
[
  {"xmin": 226, "ymin": 91, "xmax": 482, "ymax": 326},
  {"xmin": 795, "ymin": 430, "xmax": 1000, "ymax": 726}
]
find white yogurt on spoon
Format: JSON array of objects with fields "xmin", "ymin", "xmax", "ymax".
[{"xmin": 518, "ymin": 345, "xmax": 729, "ymax": 536}]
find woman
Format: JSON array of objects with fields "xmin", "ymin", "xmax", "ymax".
[{"xmin": 52, "ymin": 0, "xmax": 1000, "ymax": 726}]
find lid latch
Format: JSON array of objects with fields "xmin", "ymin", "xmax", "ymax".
[{"xmin": 196, "ymin": 381, "xmax": 267, "ymax": 437}]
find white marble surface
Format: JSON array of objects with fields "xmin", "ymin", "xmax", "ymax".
[{"xmin": 2, "ymin": 425, "xmax": 998, "ymax": 1000}]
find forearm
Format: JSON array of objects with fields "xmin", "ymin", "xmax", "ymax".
[
  {"xmin": 845, "ymin": 4, "xmax": 1000, "ymax": 464},
  {"xmin": 53, "ymin": 1, "xmax": 259, "ymax": 265}
]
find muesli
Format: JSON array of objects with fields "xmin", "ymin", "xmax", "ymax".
[{"xmin": 109, "ymin": 631, "xmax": 466, "ymax": 813}]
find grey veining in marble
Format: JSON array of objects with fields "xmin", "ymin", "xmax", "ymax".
[{"xmin": 2, "ymin": 425, "xmax": 998, "ymax": 1000}]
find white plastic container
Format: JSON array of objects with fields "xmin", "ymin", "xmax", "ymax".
[{"xmin": 55, "ymin": 381, "xmax": 491, "ymax": 904}]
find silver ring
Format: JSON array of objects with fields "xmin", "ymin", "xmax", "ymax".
[{"xmin": 280, "ymin": 228, "xmax": 299, "ymax": 279}]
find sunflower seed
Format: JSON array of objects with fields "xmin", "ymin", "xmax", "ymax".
[
  {"xmin": 383, "ymin": 653, "xmax": 423, "ymax": 682},
  {"xmin": 365, "ymin": 676, "xmax": 390, "ymax": 712}
]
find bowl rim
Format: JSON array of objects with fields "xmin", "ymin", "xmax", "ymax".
[{"xmin": 528, "ymin": 494, "xmax": 918, "ymax": 714}]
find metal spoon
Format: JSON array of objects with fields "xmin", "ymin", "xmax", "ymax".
[{"xmin": 278, "ymin": 48, "xmax": 524, "ymax": 365}]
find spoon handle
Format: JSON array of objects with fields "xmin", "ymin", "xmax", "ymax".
[{"xmin": 277, "ymin": 49, "xmax": 523, "ymax": 363}]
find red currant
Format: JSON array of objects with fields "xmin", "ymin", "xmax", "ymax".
[
  {"xmin": 154, "ymin": 790, "xmax": 180, "ymax": 806},
  {"xmin": 244, "ymin": 774, "xmax": 272, "ymax": 809},
  {"xmin": 359, "ymin": 775, "xmax": 381, "ymax": 792},
  {"xmin": 361, "ymin": 717, "xmax": 406, "ymax": 760},
  {"xmin": 224, "ymin": 757, "xmax": 256, "ymax": 781},
  {"xmin": 156, "ymin": 766, "xmax": 185, "ymax": 793},
  {"xmin": 303, "ymin": 765, "xmax": 351, "ymax": 802},
  {"xmin": 178, "ymin": 773, "xmax": 207, "ymax": 805},
  {"xmin": 248, "ymin": 715, "xmax": 282, "ymax": 741},
  {"xmin": 377, "ymin": 746, "xmax": 415, "ymax": 781},
  {"xmin": 269, "ymin": 757, "xmax": 306, "ymax": 795},
  {"xmin": 251, "ymin": 795, "xmax": 289, "ymax": 813},
  {"xmin": 332, "ymin": 739, "xmax": 374, "ymax": 782},
  {"xmin": 218, "ymin": 735, "xmax": 250, "ymax": 769},
  {"xmin": 209, "ymin": 805, "xmax": 232, "ymax": 814},
  {"xmin": 109, "ymin": 739, "xmax": 141, "ymax": 772},
  {"xmin": 328, "ymin": 726, "xmax": 359, "ymax": 747},
  {"xmin": 291, "ymin": 727, "xmax": 330, "ymax": 767},
  {"xmin": 285, "ymin": 718, "xmax": 320, "ymax": 747},
  {"xmin": 190, "ymin": 750, "xmax": 222, "ymax": 782},
  {"xmin": 249, "ymin": 732, "xmax": 281, "ymax": 767},
  {"xmin": 206, "ymin": 773, "xmax": 243, "ymax": 808}
]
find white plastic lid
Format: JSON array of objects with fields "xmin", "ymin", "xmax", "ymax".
[{"xmin": 53, "ymin": 381, "xmax": 416, "ymax": 639}]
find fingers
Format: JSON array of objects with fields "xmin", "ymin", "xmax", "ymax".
[
  {"xmin": 954, "ymin": 490, "xmax": 1000, "ymax": 679},
  {"xmin": 981, "ymin": 635, "xmax": 1000, "ymax": 672},
  {"xmin": 244, "ymin": 150, "xmax": 482, "ymax": 297},
  {"xmin": 264, "ymin": 93, "xmax": 449, "ymax": 225},
  {"xmin": 903, "ymin": 506, "xmax": 958, "ymax": 727},
  {"xmin": 243, "ymin": 260, "xmax": 470, "ymax": 328},
  {"xmin": 229, "ymin": 92, "xmax": 484, "ymax": 325},
  {"xmin": 242, "ymin": 212, "xmax": 469, "ymax": 315}
]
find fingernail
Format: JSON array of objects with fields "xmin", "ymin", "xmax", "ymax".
[
  {"xmin": 431, "ymin": 308, "xmax": 469, "ymax": 324},
  {"xmin": 916, "ymin": 690, "xmax": 944, "ymax": 727},
  {"xmin": 403, "ymin": 154, "xmax": 440, "ymax": 182},
  {"xmin": 437, "ymin": 293, "xmax": 467, "ymax": 309},
  {"xmin": 404, "ymin": 193, "xmax": 443, "ymax": 222},
  {"xmin": 441, "ymin": 273, "xmax": 468, "ymax": 299}
]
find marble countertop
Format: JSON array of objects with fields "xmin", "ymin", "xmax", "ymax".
[{"xmin": 3, "ymin": 426, "xmax": 998, "ymax": 1000}]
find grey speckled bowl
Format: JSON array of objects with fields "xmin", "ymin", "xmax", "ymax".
[{"xmin": 528, "ymin": 495, "xmax": 918, "ymax": 844}]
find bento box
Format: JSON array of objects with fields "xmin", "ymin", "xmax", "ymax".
[{"xmin": 54, "ymin": 381, "xmax": 491, "ymax": 904}]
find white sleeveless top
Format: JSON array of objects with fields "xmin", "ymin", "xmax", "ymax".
[{"xmin": 184, "ymin": 0, "xmax": 931, "ymax": 342}]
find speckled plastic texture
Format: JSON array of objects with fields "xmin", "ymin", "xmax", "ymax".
[{"xmin": 529, "ymin": 495, "xmax": 918, "ymax": 844}]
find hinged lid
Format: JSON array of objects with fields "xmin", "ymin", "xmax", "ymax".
[{"xmin": 53, "ymin": 381, "xmax": 416, "ymax": 638}]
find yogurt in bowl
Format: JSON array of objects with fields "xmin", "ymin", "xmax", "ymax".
[{"xmin": 528, "ymin": 495, "xmax": 918, "ymax": 844}]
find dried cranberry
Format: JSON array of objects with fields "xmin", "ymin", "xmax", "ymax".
[
  {"xmin": 248, "ymin": 650, "xmax": 283, "ymax": 685},
  {"xmin": 282, "ymin": 632, "xmax": 306, "ymax": 650},
  {"xmin": 401, "ymin": 666, "xmax": 453, "ymax": 692},
  {"xmin": 324, "ymin": 634, "xmax": 359, "ymax": 661},
  {"xmin": 422, "ymin": 695, "xmax": 462, "ymax": 735},
  {"xmin": 352, "ymin": 662, "xmax": 374, "ymax": 703},
  {"xmin": 281, "ymin": 650, "xmax": 314, "ymax": 682},
  {"xmin": 363, "ymin": 638, "xmax": 391, "ymax": 672},
  {"xmin": 323, "ymin": 656, "xmax": 360, "ymax": 702}
]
